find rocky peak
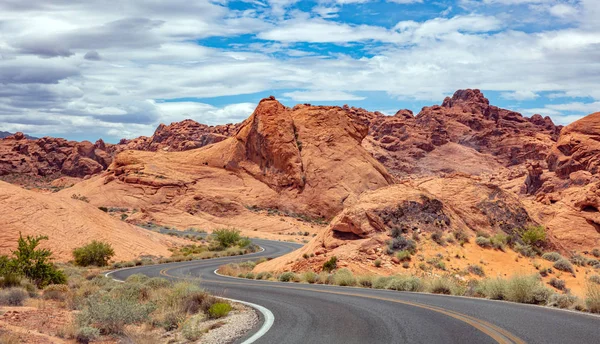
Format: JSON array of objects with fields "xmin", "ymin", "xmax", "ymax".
[{"xmin": 442, "ymin": 89, "xmax": 490, "ymax": 108}]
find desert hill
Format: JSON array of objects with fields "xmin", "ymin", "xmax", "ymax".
[{"xmin": 0, "ymin": 180, "xmax": 186, "ymax": 261}]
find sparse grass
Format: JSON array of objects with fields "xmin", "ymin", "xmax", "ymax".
[
  {"xmin": 453, "ymin": 230, "xmax": 469, "ymax": 244},
  {"xmin": 427, "ymin": 278, "xmax": 454, "ymax": 295},
  {"xmin": 396, "ymin": 250, "xmax": 411, "ymax": 262},
  {"xmin": 386, "ymin": 276, "xmax": 423, "ymax": 292},
  {"xmin": 357, "ymin": 275, "xmax": 374, "ymax": 288},
  {"xmin": 431, "ymin": 231, "xmax": 445, "ymax": 245}
]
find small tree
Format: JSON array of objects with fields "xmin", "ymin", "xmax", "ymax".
[
  {"xmin": 322, "ymin": 256, "xmax": 337, "ymax": 272},
  {"xmin": 11, "ymin": 233, "xmax": 66, "ymax": 287},
  {"xmin": 520, "ymin": 225, "xmax": 547, "ymax": 247},
  {"xmin": 212, "ymin": 229, "xmax": 241, "ymax": 248},
  {"xmin": 73, "ymin": 241, "xmax": 116, "ymax": 267}
]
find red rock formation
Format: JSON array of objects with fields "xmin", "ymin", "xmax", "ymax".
[
  {"xmin": 123, "ymin": 119, "xmax": 240, "ymax": 152},
  {"xmin": 548, "ymin": 112, "xmax": 600, "ymax": 179},
  {"xmin": 0, "ymin": 133, "xmax": 116, "ymax": 180},
  {"xmin": 362, "ymin": 89, "xmax": 561, "ymax": 176}
]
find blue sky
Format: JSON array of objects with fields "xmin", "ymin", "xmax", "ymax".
[{"xmin": 0, "ymin": 0, "xmax": 599, "ymax": 142}]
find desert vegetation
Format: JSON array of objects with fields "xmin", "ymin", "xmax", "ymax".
[{"xmin": 0, "ymin": 236, "xmax": 253, "ymax": 343}]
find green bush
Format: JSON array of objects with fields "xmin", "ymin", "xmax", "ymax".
[
  {"xmin": 542, "ymin": 252, "xmax": 564, "ymax": 262},
  {"xmin": 208, "ymin": 302, "xmax": 232, "ymax": 319},
  {"xmin": 475, "ymin": 236, "xmax": 492, "ymax": 248},
  {"xmin": 279, "ymin": 272, "xmax": 297, "ymax": 282},
  {"xmin": 9, "ymin": 234, "xmax": 66, "ymax": 288},
  {"xmin": 333, "ymin": 269, "xmax": 356, "ymax": 286},
  {"xmin": 212, "ymin": 229, "xmax": 241, "ymax": 248},
  {"xmin": 75, "ymin": 326, "xmax": 100, "ymax": 344},
  {"xmin": 374, "ymin": 259, "xmax": 382, "ymax": 267},
  {"xmin": 322, "ymin": 256, "xmax": 337, "ymax": 272},
  {"xmin": 0, "ymin": 288, "xmax": 29, "ymax": 306},
  {"xmin": 73, "ymin": 241, "xmax": 115, "ymax": 267},
  {"xmin": 490, "ymin": 234, "xmax": 509, "ymax": 251},
  {"xmin": 520, "ymin": 225, "xmax": 546, "ymax": 247},
  {"xmin": 553, "ymin": 259, "xmax": 574, "ymax": 274}
]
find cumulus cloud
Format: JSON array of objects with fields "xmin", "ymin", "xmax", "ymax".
[{"xmin": 0, "ymin": 0, "xmax": 599, "ymax": 140}]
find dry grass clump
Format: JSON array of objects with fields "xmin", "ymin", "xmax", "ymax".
[{"xmin": 586, "ymin": 280, "xmax": 600, "ymax": 313}]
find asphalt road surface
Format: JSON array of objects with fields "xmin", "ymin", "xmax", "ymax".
[{"xmin": 108, "ymin": 239, "xmax": 600, "ymax": 344}]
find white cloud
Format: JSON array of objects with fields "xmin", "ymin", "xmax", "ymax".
[
  {"xmin": 283, "ymin": 90, "xmax": 366, "ymax": 101},
  {"xmin": 548, "ymin": 4, "xmax": 578, "ymax": 18},
  {"xmin": 501, "ymin": 90, "xmax": 539, "ymax": 101}
]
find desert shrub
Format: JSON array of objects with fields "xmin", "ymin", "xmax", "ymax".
[
  {"xmin": 477, "ymin": 278, "xmax": 507, "ymax": 300},
  {"xmin": 256, "ymin": 272, "xmax": 272, "ymax": 280},
  {"xmin": 386, "ymin": 276, "xmax": 423, "ymax": 292},
  {"xmin": 98, "ymin": 206, "xmax": 108, "ymax": 212},
  {"xmin": 144, "ymin": 277, "xmax": 172, "ymax": 289},
  {"xmin": 9, "ymin": 234, "xmax": 66, "ymax": 288},
  {"xmin": 476, "ymin": 231, "xmax": 490, "ymax": 238},
  {"xmin": 73, "ymin": 241, "xmax": 115, "ymax": 267},
  {"xmin": 467, "ymin": 264, "xmax": 485, "ymax": 277},
  {"xmin": 208, "ymin": 302, "xmax": 231, "ymax": 318},
  {"xmin": 43, "ymin": 284, "xmax": 70, "ymax": 301},
  {"xmin": 589, "ymin": 275, "xmax": 600, "ymax": 284},
  {"xmin": 453, "ymin": 230, "xmax": 469, "ymax": 244},
  {"xmin": 431, "ymin": 231, "xmax": 445, "ymax": 245},
  {"xmin": 553, "ymin": 259, "xmax": 575, "ymax": 274},
  {"xmin": 0, "ymin": 288, "xmax": 29, "ymax": 306},
  {"xmin": 181, "ymin": 314, "xmax": 204, "ymax": 341},
  {"xmin": 513, "ymin": 243, "xmax": 536, "ymax": 257},
  {"xmin": 212, "ymin": 229, "xmax": 241, "ymax": 248},
  {"xmin": 75, "ymin": 326, "xmax": 100, "ymax": 344},
  {"xmin": 592, "ymin": 248, "xmax": 600, "ymax": 258},
  {"xmin": 520, "ymin": 225, "xmax": 546, "ymax": 247},
  {"xmin": 428, "ymin": 278, "xmax": 453, "ymax": 295},
  {"xmin": 322, "ymin": 256, "xmax": 338, "ymax": 272},
  {"xmin": 586, "ymin": 280, "xmax": 600, "ymax": 313},
  {"xmin": 301, "ymin": 271, "xmax": 317, "ymax": 284},
  {"xmin": 279, "ymin": 272, "xmax": 297, "ymax": 282},
  {"xmin": 125, "ymin": 274, "xmax": 149, "ymax": 284},
  {"xmin": 475, "ymin": 236, "xmax": 492, "ymax": 248},
  {"xmin": 111, "ymin": 283, "xmax": 151, "ymax": 302},
  {"xmin": 587, "ymin": 259, "xmax": 600, "ymax": 268},
  {"xmin": 0, "ymin": 273, "xmax": 22, "ymax": 289},
  {"xmin": 373, "ymin": 276, "xmax": 393, "ymax": 289},
  {"xmin": 317, "ymin": 272, "xmax": 333, "ymax": 285},
  {"xmin": 548, "ymin": 293, "xmax": 578, "ymax": 309},
  {"xmin": 357, "ymin": 275, "xmax": 374, "ymax": 288},
  {"xmin": 374, "ymin": 259, "xmax": 382, "ymax": 267},
  {"xmin": 333, "ymin": 269, "xmax": 357, "ymax": 286},
  {"xmin": 388, "ymin": 236, "xmax": 417, "ymax": 253},
  {"xmin": 570, "ymin": 254, "xmax": 588, "ymax": 267},
  {"xmin": 542, "ymin": 252, "xmax": 564, "ymax": 262},
  {"xmin": 78, "ymin": 294, "xmax": 156, "ymax": 334},
  {"xmin": 506, "ymin": 275, "xmax": 551, "ymax": 304},
  {"xmin": 548, "ymin": 278, "xmax": 566, "ymax": 291},
  {"xmin": 490, "ymin": 234, "xmax": 509, "ymax": 251},
  {"xmin": 396, "ymin": 250, "xmax": 411, "ymax": 262}
]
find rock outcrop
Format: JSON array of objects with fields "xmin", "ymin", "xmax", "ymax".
[
  {"xmin": 122, "ymin": 119, "xmax": 239, "ymax": 152},
  {"xmin": 0, "ymin": 133, "xmax": 116, "ymax": 179}
]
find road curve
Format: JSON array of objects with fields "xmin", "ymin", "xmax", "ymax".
[{"xmin": 108, "ymin": 239, "xmax": 600, "ymax": 344}]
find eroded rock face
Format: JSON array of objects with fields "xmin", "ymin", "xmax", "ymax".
[
  {"xmin": 548, "ymin": 112, "xmax": 600, "ymax": 179},
  {"xmin": 0, "ymin": 134, "xmax": 116, "ymax": 179},
  {"xmin": 123, "ymin": 119, "xmax": 240, "ymax": 152},
  {"xmin": 361, "ymin": 89, "xmax": 561, "ymax": 176}
]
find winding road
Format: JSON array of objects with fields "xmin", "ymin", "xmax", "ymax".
[{"xmin": 108, "ymin": 239, "xmax": 600, "ymax": 344}]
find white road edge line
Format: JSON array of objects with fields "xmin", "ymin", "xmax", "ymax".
[{"xmin": 214, "ymin": 269, "xmax": 275, "ymax": 343}]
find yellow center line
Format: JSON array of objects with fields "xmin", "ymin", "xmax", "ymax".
[{"xmin": 158, "ymin": 263, "xmax": 526, "ymax": 344}]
